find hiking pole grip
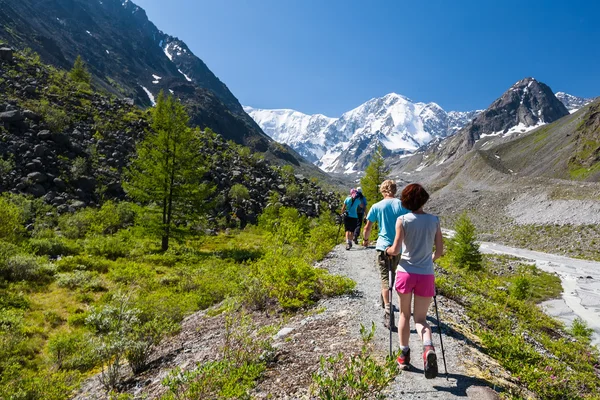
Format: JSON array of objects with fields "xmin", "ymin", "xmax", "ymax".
[{"xmin": 433, "ymin": 291, "xmax": 449, "ymax": 379}]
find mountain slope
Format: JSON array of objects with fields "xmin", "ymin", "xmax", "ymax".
[
  {"xmin": 0, "ymin": 0, "xmax": 317, "ymax": 170},
  {"xmin": 247, "ymin": 94, "xmax": 481, "ymax": 174}
]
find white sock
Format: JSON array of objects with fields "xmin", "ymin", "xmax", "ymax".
[
  {"xmin": 400, "ymin": 346, "xmax": 409, "ymax": 354},
  {"xmin": 423, "ymin": 339, "xmax": 433, "ymax": 347}
]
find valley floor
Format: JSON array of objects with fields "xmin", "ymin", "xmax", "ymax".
[{"xmin": 75, "ymin": 244, "xmax": 512, "ymax": 399}]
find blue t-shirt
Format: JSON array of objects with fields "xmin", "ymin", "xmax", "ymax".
[
  {"xmin": 344, "ymin": 196, "xmax": 362, "ymax": 218},
  {"xmin": 366, "ymin": 198, "xmax": 410, "ymax": 251}
]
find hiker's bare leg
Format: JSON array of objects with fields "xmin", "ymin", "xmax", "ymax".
[
  {"xmin": 398, "ymin": 292, "xmax": 412, "ymax": 347},
  {"xmin": 413, "ymin": 295, "xmax": 433, "ymax": 344}
]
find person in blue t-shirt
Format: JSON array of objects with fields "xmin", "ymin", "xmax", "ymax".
[
  {"xmin": 340, "ymin": 188, "xmax": 363, "ymax": 250},
  {"xmin": 353, "ymin": 187, "xmax": 368, "ymax": 244},
  {"xmin": 362, "ymin": 180, "xmax": 409, "ymax": 328}
]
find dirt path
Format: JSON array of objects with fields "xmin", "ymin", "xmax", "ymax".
[{"xmin": 320, "ymin": 243, "xmax": 503, "ymax": 399}]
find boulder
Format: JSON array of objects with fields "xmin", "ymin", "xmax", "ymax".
[
  {"xmin": 27, "ymin": 172, "xmax": 47, "ymax": 183},
  {"xmin": 0, "ymin": 110, "xmax": 24, "ymax": 122},
  {"xmin": 53, "ymin": 178, "xmax": 67, "ymax": 191},
  {"xmin": 28, "ymin": 184, "xmax": 46, "ymax": 197},
  {"xmin": 0, "ymin": 47, "xmax": 13, "ymax": 62},
  {"xmin": 23, "ymin": 110, "xmax": 42, "ymax": 121},
  {"xmin": 37, "ymin": 130, "xmax": 52, "ymax": 140}
]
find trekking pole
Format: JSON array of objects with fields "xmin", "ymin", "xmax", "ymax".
[
  {"xmin": 433, "ymin": 290, "xmax": 449, "ymax": 379},
  {"xmin": 387, "ymin": 256, "xmax": 394, "ymax": 359}
]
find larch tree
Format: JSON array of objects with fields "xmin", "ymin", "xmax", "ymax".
[
  {"xmin": 70, "ymin": 55, "xmax": 91, "ymax": 84},
  {"xmin": 360, "ymin": 145, "xmax": 389, "ymax": 212},
  {"xmin": 124, "ymin": 91, "xmax": 212, "ymax": 250}
]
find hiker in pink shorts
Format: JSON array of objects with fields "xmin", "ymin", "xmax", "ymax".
[{"xmin": 385, "ymin": 183, "xmax": 443, "ymax": 379}]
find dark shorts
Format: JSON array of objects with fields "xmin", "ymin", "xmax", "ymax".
[
  {"xmin": 344, "ymin": 216, "xmax": 358, "ymax": 232},
  {"xmin": 377, "ymin": 250, "xmax": 400, "ymax": 289}
]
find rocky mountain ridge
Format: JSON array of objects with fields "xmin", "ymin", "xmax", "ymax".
[
  {"xmin": 0, "ymin": 0, "xmax": 319, "ymax": 171},
  {"xmin": 0, "ymin": 50, "xmax": 340, "ymax": 222},
  {"xmin": 555, "ymin": 91, "xmax": 595, "ymax": 113},
  {"xmin": 247, "ymin": 87, "xmax": 588, "ymax": 175},
  {"xmin": 408, "ymin": 78, "xmax": 570, "ymax": 169},
  {"xmin": 246, "ymin": 94, "xmax": 481, "ymax": 174}
]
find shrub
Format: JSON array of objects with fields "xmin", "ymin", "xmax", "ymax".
[
  {"xmin": 311, "ymin": 323, "xmax": 397, "ymax": 399},
  {"xmin": 48, "ymin": 331, "xmax": 98, "ymax": 371},
  {"xmin": 0, "ymin": 198, "xmax": 24, "ymax": 243},
  {"xmin": 86, "ymin": 294, "xmax": 140, "ymax": 390},
  {"xmin": 55, "ymin": 255, "xmax": 113, "ymax": 273},
  {"xmin": 56, "ymin": 270, "xmax": 105, "ymax": 292},
  {"xmin": 126, "ymin": 317, "xmax": 176, "ymax": 374},
  {"xmin": 92, "ymin": 201, "xmax": 137, "ymax": 235},
  {"xmin": 28, "ymin": 238, "xmax": 81, "ymax": 257},
  {"xmin": 511, "ymin": 276, "xmax": 531, "ymax": 300},
  {"xmin": 0, "ymin": 241, "xmax": 20, "ymax": 269},
  {"xmin": 569, "ymin": 317, "xmax": 593, "ymax": 342},
  {"xmin": 84, "ymin": 234, "xmax": 130, "ymax": 260},
  {"xmin": 58, "ymin": 209, "xmax": 95, "ymax": 239},
  {"xmin": 1, "ymin": 255, "xmax": 54, "ymax": 283},
  {"xmin": 448, "ymin": 212, "xmax": 482, "ymax": 271},
  {"xmin": 228, "ymin": 184, "xmax": 249, "ymax": 206},
  {"xmin": 0, "ymin": 156, "xmax": 14, "ymax": 176},
  {"xmin": 29, "ymin": 99, "xmax": 70, "ymax": 132},
  {"xmin": 244, "ymin": 253, "xmax": 354, "ymax": 310}
]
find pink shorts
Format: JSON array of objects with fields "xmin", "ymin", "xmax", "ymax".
[{"xmin": 395, "ymin": 272, "xmax": 435, "ymax": 297}]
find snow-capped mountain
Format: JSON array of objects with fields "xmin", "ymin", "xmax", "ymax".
[
  {"xmin": 555, "ymin": 92, "xmax": 595, "ymax": 113},
  {"xmin": 246, "ymin": 94, "xmax": 481, "ymax": 173},
  {"xmin": 415, "ymin": 77, "xmax": 570, "ymax": 169}
]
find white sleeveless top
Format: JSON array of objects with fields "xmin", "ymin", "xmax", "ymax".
[{"xmin": 397, "ymin": 213, "xmax": 439, "ymax": 275}]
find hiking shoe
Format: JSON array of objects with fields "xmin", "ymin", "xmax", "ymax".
[
  {"xmin": 383, "ymin": 311, "xmax": 395, "ymax": 330},
  {"xmin": 353, "ymin": 238, "xmax": 359, "ymax": 245},
  {"xmin": 397, "ymin": 348, "xmax": 410, "ymax": 370},
  {"xmin": 423, "ymin": 345, "xmax": 438, "ymax": 379},
  {"xmin": 345, "ymin": 243, "xmax": 351, "ymax": 250}
]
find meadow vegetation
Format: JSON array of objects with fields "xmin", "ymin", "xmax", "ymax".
[
  {"xmin": 438, "ymin": 249, "xmax": 600, "ymax": 399},
  {"xmin": 0, "ymin": 190, "xmax": 355, "ymax": 399}
]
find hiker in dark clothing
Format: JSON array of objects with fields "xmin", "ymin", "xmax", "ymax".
[
  {"xmin": 340, "ymin": 188, "xmax": 362, "ymax": 250},
  {"xmin": 353, "ymin": 187, "xmax": 367, "ymax": 244}
]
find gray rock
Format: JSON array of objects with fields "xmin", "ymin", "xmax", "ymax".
[
  {"xmin": 37, "ymin": 130, "xmax": 52, "ymax": 140},
  {"xmin": 27, "ymin": 172, "xmax": 47, "ymax": 183},
  {"xmin": 53, "ymin": 178, "xmax": 67, "ymax": 191},
  {"xmin": 33, "ymin": 144, "xmax": 47, "ymax": 157},
  {"xmin": 0, "ymin": 47, "xmax": 13, "ymax": 62},
  {"xmin": 28, "ymin": 184, "xmax": 46, "ymax": 197},
  {"xmin": 71, "ymin": 201, "xmax": 86, "ymax": 210},
  {"xmin": 23, "ymin": 110, "xmax": 42, "ymax": 121},
  {"xmin": 0, "ymin": 110, "xmax": 24, "ymax": 122}
]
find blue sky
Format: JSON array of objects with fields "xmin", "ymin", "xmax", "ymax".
[{"xmin": 134, "ymin": 0, "xmax": 599, "ymax": 116}]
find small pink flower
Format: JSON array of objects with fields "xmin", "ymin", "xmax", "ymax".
[
  {"xmin": 550, "ymin": 375, "xmax": 556, "ymax": 380},
  {"xmin": 544, "ymin": 366, "xmax": 553, "ymax": 372}
]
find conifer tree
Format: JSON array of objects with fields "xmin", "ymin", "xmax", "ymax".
[
  {"xmin": 449, "ymin": 212, "xmax": 482, "ymax": 270},
  {"xmin": 360, "ymin": 145, "xmax": 389, "ymax": 211},
  {"xmin": 124, "ymin": 91, "xmax": 212, "ymax": 250},
  {"xmin": 70, "ymin": 55, "xmax": 91, "ymax": 84}
]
